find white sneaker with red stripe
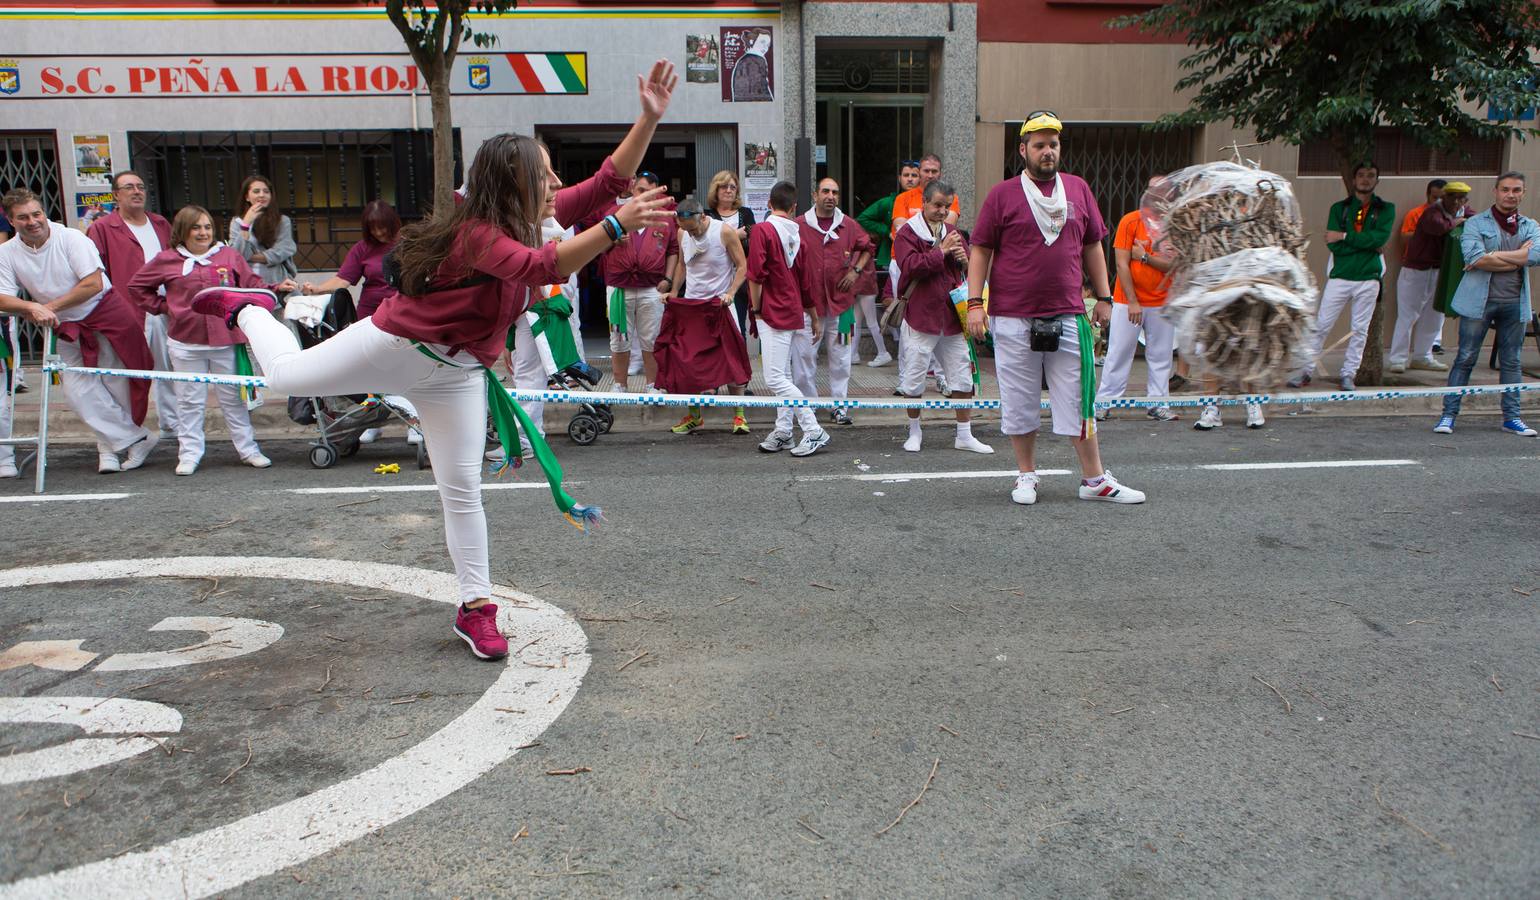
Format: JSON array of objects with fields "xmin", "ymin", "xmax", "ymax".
[{"xmin": 1078, "ymin": 469, "xmax": 1146, "ymax": 504}]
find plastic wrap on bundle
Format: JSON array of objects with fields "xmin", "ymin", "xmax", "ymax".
[
  {"xmin": 1140, "ymin": 162, "xmax": 1307, "ymax": 266},
  {"xmin": 1164, "ymin": 248, "xmax": 1319, "ymax": 389}
]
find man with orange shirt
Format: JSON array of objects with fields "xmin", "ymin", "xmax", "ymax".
[{"xmin": 1095, "ymin": 185, "xmax": 1179, "ymax": 421}]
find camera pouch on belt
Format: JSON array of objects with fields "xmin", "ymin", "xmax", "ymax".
[{"xmin": 1029, "ymin": 317, "xmax": 1062, "ymax": 353}]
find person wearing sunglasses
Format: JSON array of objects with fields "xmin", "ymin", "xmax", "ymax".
[
  {"xmin": 855, "ymin": 159, "xmax": 921, "ymax": 366},
  {"xmin": 965, "ymin": 111, "xmax": 1146, "ymax": 507}
]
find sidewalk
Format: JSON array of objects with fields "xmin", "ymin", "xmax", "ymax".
[{"xmin": 9, "ymin": 333, "xmax": 1540, "ymax": 443}]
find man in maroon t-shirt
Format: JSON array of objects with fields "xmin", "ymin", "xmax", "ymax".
[
  {"xmin": 1389, "ymin": 181, "xmax": 1473, "ymax": 372},
  {"xmin": 599, "ymin": 171, "xmax": 679, "ymax": 391},
  {"xmin": 965, "ymin": 112, "xmax": 1146, "ymax": 507}
]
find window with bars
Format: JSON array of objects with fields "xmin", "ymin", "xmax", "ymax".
[
  {"xmin": 0, "ymin": 131, "xmax": 65, "ymax": 221},
  {"xmin": 129, "ymin": 129, "xmax": 461, "ymax": 272},
  {"xmin": 1297, "ymin": 128, "xmax": 1505, "ymax": 176},
  {"xmin": 1003, "ymin": 123, "xmax": 1198, "ymax": 242}
]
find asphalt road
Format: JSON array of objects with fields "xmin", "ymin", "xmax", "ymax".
[{"xmin": 2, "ymin": 413, "xmax": 1538, "ymax": 898}]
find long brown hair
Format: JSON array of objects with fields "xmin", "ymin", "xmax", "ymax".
[
  {"xmin": 392, "ymin": 134, "xmax": 548, "ymax": 296},
  {"xmin": 706, "ymin": 170, "xmax": 740, "ymax": 212},
  {"xmin": 361, "ymin": 200, "xmax": 401, "ymax": 246},
  {"xmin": 170, "ymin": 205, "xmax": 214, "ymax": 249},
  {"xmin": 236, "ymin": 175, "xmax": 282, "ymax": 247}
]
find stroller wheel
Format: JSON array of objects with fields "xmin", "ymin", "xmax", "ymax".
[
  {"xmin": 567, "ymin": 413, "xmax": 601, "ymax": 446},
  {"xmin": 416, "ymin": 440, "xmax": 430, "ymax": 470},
  {"xmin": 595, "ymin": 404, "xmax": 615, "ymax": 434},
  {"xmin": 309, "ymin": 444, "xmax": 339, "ymax": 469}
]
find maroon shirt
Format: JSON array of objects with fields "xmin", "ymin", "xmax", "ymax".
[
  {"xmin": 126, "ymin": 245, "xmax": 265, "ymax": 347},
  {"xmin": 336, "ymin": 238, "xmax": 395, "ymax": 317},
  {"xmin": 372, "ymin": 155, "xmax": 629, "ymax": 367},
  {"xmin": 799, "ymin": 212, "xmax": 876, "ymax": 316},
  {"xmin": 747, "ymin": 217, "xmax": 818, "ymax": 331},
  {"xmin": 894, "ymin": 218, "xmax": 968, "ymax": 337},
  {"xmin": 971, "ymin": 173, "xmax": 1107, "ymax": 320},
  {"xmin": 87, "ymin": 210, "xmax": 172, "ymax": 325},
  {"xmin": 598, "ymin": 202, "xmax": 679, "ymax": 288},
  {"xmin": 1403, "ymin": 203, "xmax": 1474, "ymax": 271}
]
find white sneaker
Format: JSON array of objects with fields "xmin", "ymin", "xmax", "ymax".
[
  {"xmin": 1409, "ymin": 357, "xmax": 1449, "ymax": 372},
  {"xmin": 0, "ymin": 460, "xmax": 18, "ymax": 479},
  {"xmin": 935, "ymin": 373, "xmax": 950, "ymax": 396},
  {"xmin": 789, "ymin": 429, "xmax": 831, "ymax": 457},
  {"xmin": 758, "ymin": 430, "xmax": 794, "ymax": 453},
  {"xmin": 98, "ymin": 453, "xmax": 122, "ymax": 474},
  {"xmin": 407, "ymin": 428, "xmax": 424, "ymax": 445},
  {"xmin": 175, "ymin": 459, "xmax": 198, "ymax": 476},
  {"xmin": 867, "ymin": 352, "xmax": 894, "ymax": 368},
  {"xmin": 954, "ymin": 433, "xmax": 994, "ymax": 454},
  {"xmin": 1079, "ymin": 469, "xmax": 1146, "ymax": 504},
  {"xmin": 359, "ymin": 427, "xmax": 382, "ymax": 444},
  {"xmin": 121, "ymin": 431, "xmax": 160, "ymax": 471},
  {"xmin": 1387, "ymin": 361, "xmax": 1407, "ymax": 374},
  {"xmin": 903, "ymin": 429, "xmax": 922, "ymax": 453},
  {"xmin": 241, "ymin": 453, "xmax": 273, "ymax": 469},
  {"xmin": 1011, "ymin": 472, "xmax": 1040, "ymax": 506},
  {"xmin": 644, "ymin": 384, "xmax": 663, "ymax": 395},
  {"xmin": 1194, "ymin": 405, "xmax": 1223, "ymax": 431},
  {"xmin": 1245, "ymin": 403, "xmax": 1265, "ymax": 429},
  {"xmin": 628, "ymin": 360, "xmax": 644, "ymax": 376},
  {"xmin": 1094, "ymin": 408, "xmax": 1110, "ymax": 422}
]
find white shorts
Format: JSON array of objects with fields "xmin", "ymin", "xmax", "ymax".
[
  {"xmin": 608, "ymin": 286, "xmax": 665, "ymax": 353},
  {"xmin": 897, "ymin": 323, "xmax": 972, "ymax": 396},
  {"xmin": 991, "ymin": 314, "xmax": 1085, "ymax": 437}
]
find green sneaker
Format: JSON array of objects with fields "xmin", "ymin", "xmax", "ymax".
[{"xmin": 671, "ymin": 413, "xmax": 705, "ymax": 434}]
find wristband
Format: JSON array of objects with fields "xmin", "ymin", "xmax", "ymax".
[
  {"xmin": 600, "ymin": 215, "xmax": 622, "ymax": 242},
  {"xmin": 1096, "ymin": 296, "xmax": 1113, "ymax": 304},
  {"xmin": 237, "ymin": 220, "xmax": 251, "ymax": 231},
  {"xmin": 660, "ymin": 277, "xmax": 674, "ymax": 287},
  {"xmin": 966, "ymin": 298, "xmax": 985, "ymax": 310}
]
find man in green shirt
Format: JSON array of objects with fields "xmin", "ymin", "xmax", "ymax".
[
  {"xmin": 1293, "ymin": 162, "xmax": 1395, "ymax": 391},
  {"xmin": 854, "ymin": 160, "xmax": 920, "ymax": 366}
]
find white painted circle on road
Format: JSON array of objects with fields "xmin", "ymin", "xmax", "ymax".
[{"xmin": 0, "ymin": 556, "xmax": 590, "ymax": 898}]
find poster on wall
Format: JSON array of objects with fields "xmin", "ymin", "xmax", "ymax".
[
  {"xmin": 72, "ymin": 134, "xmax": 113, "ymax": 187},
  {"xmin": 686, "ymin": 34, "xmax": 719, "ymax": 84},
  {"xmin": 743, "ymin": 141, "xmax": 778, "ymax": 223},
  {"xmin": 75, "ymin": 190, "xmax": 115, "ymax": 228},
  {"xmin": 720, "ymin": 26, "xmax": 773, "ymax": 102}
]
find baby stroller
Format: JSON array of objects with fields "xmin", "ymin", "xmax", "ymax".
[
  {"xmin": 510, "ymin": 293, "xmax": 613, "ymax": 447},
  {"xmin": 284, "ymin": 289, "xmax": 428, "ymax": 469},
  {"xmin": 558, "ymin": 360, "xmax": 614, "ymax": 446}
]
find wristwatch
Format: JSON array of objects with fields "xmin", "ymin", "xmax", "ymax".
[{"xmin": 1096, "ymin": 296, "xmax": 1113, "ymax": 304}]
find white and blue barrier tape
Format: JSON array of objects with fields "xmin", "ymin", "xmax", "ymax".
[{"xmin": 39, "ymin": 362, "xmax": 1540, "ymax": 412}]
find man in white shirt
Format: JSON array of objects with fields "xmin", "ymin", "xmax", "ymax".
[{"xmin": 0, "ymin": 189, "xmax": 158, "ymax": 472}]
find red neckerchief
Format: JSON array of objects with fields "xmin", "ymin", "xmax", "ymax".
[{"xmin": 1492, "ymin": 205, "xmax": 1520, "ymax": 235}]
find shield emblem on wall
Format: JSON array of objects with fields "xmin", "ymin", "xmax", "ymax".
[
  {"xmin": 0, "ymin": 68, "xmax": 19, "ymax": 95},
  {"xmin": 468, "ymin": 64, "xmax": 490, "ymax": 91}
]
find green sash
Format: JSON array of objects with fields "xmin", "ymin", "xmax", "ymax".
[
  {"xmin": 530, "ymin": 293, "xmax": 581, "ymax": 373},
  {"xmin": 1432, "ymin": 224, "xmax": 1465, "ymax": 317},
  {"xmin": 232, "ymin": 343, "xmax": 262, "ymax": 409},
  {"xmin": 607, "ymin": 287, "xmax": 627, "ymax": 335},
  {"xmin": 1076, "ymin": 314, "xmax": 1097, "ymax": 438},
  {"xmin": 836, "ymin": 306, "xmax": 855, "ymax": 345}
]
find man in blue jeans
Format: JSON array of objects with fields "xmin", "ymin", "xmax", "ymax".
[{"xmin": 1435, "ymin": 171, "xmax": 1538, "ymax": 436}]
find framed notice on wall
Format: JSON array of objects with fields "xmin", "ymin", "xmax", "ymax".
[{"xmin": 720, "ymin": 27, "xmax": 773, "ymax": 102}]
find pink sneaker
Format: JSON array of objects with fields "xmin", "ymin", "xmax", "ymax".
[
  {"xmin": 453, "ymin": 603, "xmax": 509, "ymax": 660},
  {"xmin": 190, "ymin": 286, "xmax": 277, "ymax": 327}
]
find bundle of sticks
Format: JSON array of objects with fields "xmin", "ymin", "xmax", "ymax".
[{"xmin": 1144, "ymin": 163, "xmax": 1317, "ymax": 388}]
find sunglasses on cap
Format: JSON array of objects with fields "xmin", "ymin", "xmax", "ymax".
[
  {"xmin": 900, "ymin": 159, "xmax": 921, "ymax": 169},
  {"xmin": 1020, "ymin": 110, "xmax": 1064, "ymax": 135},
  {"xmin": 636, "ymin": 171, "xmax": 661, "ymax": 184}
]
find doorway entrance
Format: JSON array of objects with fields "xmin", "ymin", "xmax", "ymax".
[{"xmin": 814, "ymin": 42, "xmax": 930, "ymax": 217}]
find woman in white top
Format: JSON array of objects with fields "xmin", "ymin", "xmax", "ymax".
[
  {"xmin": 703, "ymin": 170, "xmax": 755, "ymax": 332},
  {"xmin": 228, "ymin": 174, "xmax": 298, "ymax": 284}
]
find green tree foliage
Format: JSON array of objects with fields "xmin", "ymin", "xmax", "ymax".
[{"xmin": 385, "ymin": 0, "xmax": 517, "ymax": 212}]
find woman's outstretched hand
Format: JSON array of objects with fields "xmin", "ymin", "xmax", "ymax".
[
  {"xmin": 614, "ymin": 186, "xmax": 673, "ymax": 232},
  {"xmin": 638, "ymin": 59, "xmax": 679, "ymax": 120}
]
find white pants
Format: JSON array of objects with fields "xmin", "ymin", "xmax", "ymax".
[
  {"xmin": 145, "ymin": 313, "xmax": 181, "ymax": 433},
  {"xmin": 238, "ymin": 310, "xmax": 492, "ymax": 603},
  {"xmin": 816, "ymin": 313, "xmax": 855, "ymax": 402},
  {"xmin": 1389, "ymin": 266, "xmax": 1442, "ymax": 365},
  {"xmin": 789, "ymin": 317, "xmax": 819, "ymax": 400},
  {"xmin": 992, "ymin": 315, "xmax": 1085, "ymax": 437},
  {"xmin": 0, "ymin": 355, "xmax": 13, "ymax": 467},
  {"xmin": 898, "ymin": 323, "xmax": 972, "ymax": 396},
  {"xmin": 166, "ymin": 341, "xmax": 262, "ymax": 465},
  {"xmin": 58, "ymin": 336, "xmax": 149, "ymax": 453},
  {"xmin": 511, "ymin": 315, "xmax": 547, "ymax": 438},
  {"xmin": 607, "ymin": 287, "xmax": 664, "ymax": 353},
  {"xmin": 852, "ymin": 293, "xmax": 886, "ymax": 357},
  {"xmin": 760, "ymin": 315, "xmax": 820, "ymax": 435},
  {"xmin": 1096, "ymin": 303, "xmax": 1176, "ymax": 402},
  {"xmin": 1312, "ymin": 278, "xmax": 1380, "ymax": 378}
]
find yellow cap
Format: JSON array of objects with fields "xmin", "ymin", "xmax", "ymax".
[
  {"xmin": 1020, "ymin": 112, "xmax": 1063, "ymax": 135},
  {"xmin": 1442, "ymin": 181, "xmax": 1472, "ymax": 195}
]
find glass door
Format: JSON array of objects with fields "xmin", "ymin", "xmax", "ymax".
[{"xmin": 817, "ymin": 97, "xmax": 924, "ymax": 216}]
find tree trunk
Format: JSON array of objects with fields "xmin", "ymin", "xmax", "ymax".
[
  {"xmin": 428, "ymin": 67, "xmax": 456, "ymax": 215},
  {"xmin": 1359, "ymin": 282, "xmax": 1386, "ymax": 385}
]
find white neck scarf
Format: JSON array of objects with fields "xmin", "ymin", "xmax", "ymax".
[
  {"xmin": 766, "ymin": 214, "xmax": 800, "ymax": 266},
  {"xmin": 178, "ymin": 242, "xmax": 226, "ymax": 276},
  {"xmin": 802, "ymin": 207, "xmax": 845, "ymax": 244},
  {"xmin": 904, "ymin": 211, "xmax": 944, "ymax": 245},
  {"xmin": 1020, "ymin": 173, "xmax": 1067, "ymax": 246}
]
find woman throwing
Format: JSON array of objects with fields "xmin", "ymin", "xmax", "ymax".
[
  {"xmin": 126, "ymin": 205, "xmax": 295, "ymax": 475},
  {"xmin": 192, "ymin": 60, "xmax": 680, "ymax": 661}
]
